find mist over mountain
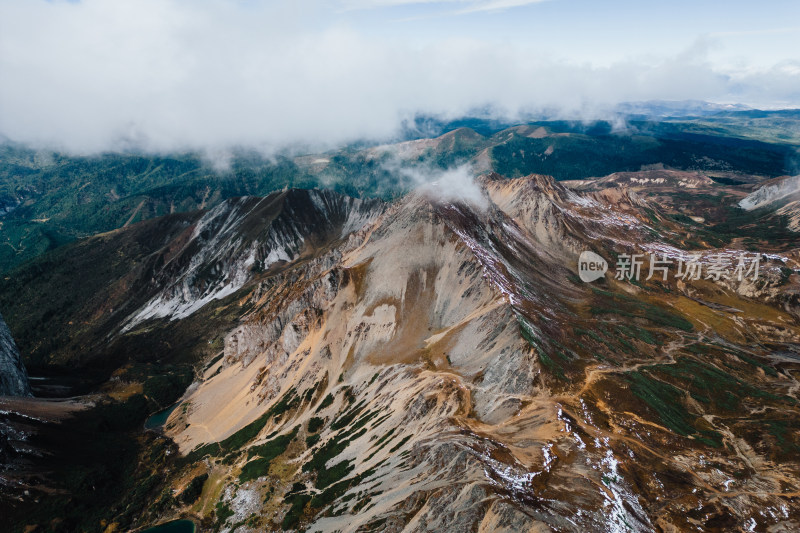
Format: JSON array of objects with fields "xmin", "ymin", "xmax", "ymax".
[{"xmin": 2, "ymin": 110, "xmax": 798, "ymax": 274}]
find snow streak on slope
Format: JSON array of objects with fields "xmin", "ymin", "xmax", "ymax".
[{"xmin": 124, "ymin": 189, "xmax": 383, "ymax": 329}]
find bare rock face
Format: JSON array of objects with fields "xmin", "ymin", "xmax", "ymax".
[
  {"xmin": 0, "ymin": 313, "xmax": 30, "ymax": 397},
  {"xmin": 739, "ymin": 174, "xmax": 800, "ymax": 211}
]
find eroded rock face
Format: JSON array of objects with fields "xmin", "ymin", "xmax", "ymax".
[{"xmin": 0, "ymin": 313, "xmax": 30, "ymax": 397}]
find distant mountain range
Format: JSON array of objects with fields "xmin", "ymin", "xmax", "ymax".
[
  {"xmin": 1, "ymin": 106, "xmax": 798, "ymax": 273},
  {"xmin": 614, "ymin": 99, "xmax": 752, "ymax": 118}
]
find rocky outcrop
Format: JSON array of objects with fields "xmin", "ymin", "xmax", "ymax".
[
  {"xmin": 739, "ymin": 174, "xmax": 800, "ymax": 211},
  {"xmin": 0, "ymin": 313, "xmax": 30, "ymax": 397}
]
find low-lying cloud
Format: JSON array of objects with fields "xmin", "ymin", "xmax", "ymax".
[
  {"xmin": 388, "ymin": 161, "xmax": 488, "ymax": 209},
  {"xmin": 0, "ymin": 0, "xmax": 798, "ymax": 154}
]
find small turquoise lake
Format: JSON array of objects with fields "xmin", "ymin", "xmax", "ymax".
[
  {"xmin": 141, "ymin": 519, "xmax": 196, "ymax": 533},
  {"xmin": 144, "ymin": 402, "xmax": 181, "ymax": 430}
]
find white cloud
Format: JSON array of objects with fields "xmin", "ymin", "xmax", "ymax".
[
  {"xmin": 388, "ymin": 161, "xmax": 488, "ymax": 209},
  {"xmin": 340, "ymin": 0, "xmax": 549, "ymax": 12},
  {"xmin": 454, "ymin": 0, "xmax": 550, "ymax": 14},
  {"xmin": 0, "ymin": 0, "xmax": 798, "ymax": 154}
]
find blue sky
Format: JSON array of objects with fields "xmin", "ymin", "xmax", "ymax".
[
  {"xmin": 1, "ymin": 0, "xmax": 798, "ymax": 152},
  {"xmin": 341, "ymin": 0, "xmax": 800, "ymax": 68}
]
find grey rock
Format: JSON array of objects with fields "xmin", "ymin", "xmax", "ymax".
[{"xmin": 0, "ymin": 312, "xmax": 31, "ymax": 396}]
